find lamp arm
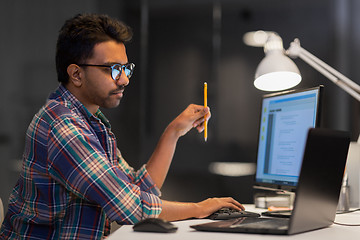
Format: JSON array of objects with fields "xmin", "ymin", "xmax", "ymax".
[
  {"xmin": 287, "ymin": 39, "xmax": 360, "ymax": 102},
  {"xmin": 299, "ymin": 46, "xmax": 360, "ymax": 93},
  {"xmin": 299, "ymin": 51, "xmax": 360, "ymax": 102}
]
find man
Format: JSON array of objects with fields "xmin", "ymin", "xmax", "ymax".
[{"xmin": 0, "ymin": 14, "xmax": 243, "ymax": 239}]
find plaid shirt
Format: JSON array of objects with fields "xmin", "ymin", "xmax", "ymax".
[{"xmin": 0, "ymin": 85, "xmax": 162, "ymax": 239}]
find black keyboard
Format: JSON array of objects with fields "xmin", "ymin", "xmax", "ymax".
[{"xmin": 207, "ymin": 208, "xmax": 261, "ymax": 220}]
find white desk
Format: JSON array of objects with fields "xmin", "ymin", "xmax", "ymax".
[{"xmin": 108, "ymin": 205, "xmax": 360, "ymax": 240}]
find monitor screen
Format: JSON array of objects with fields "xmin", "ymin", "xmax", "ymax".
[{"xmin": 254, "ymin": 86, "xmax": 323, "ymax": 192}]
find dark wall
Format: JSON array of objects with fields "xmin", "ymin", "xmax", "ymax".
[
  {"xmin": 1, "ymin": 0, "xmax": 359, "ymax": 210},
  {"xmin": 122, "ymin": 0, "xmax": 360, "ymax": 203}
]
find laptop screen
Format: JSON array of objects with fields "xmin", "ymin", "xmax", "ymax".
[{"xmin": 255, "ymin": 86, "xmax": 323, "ymax": 191}]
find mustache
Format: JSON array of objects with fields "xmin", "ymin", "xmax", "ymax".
[{"xmin": 111, "ymin": 85, "xmax": 126, "ymax": 93}]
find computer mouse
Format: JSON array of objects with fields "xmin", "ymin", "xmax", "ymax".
[{"xmin": 133, "ymin": 218, "xmax": 178, "ymax": 233}]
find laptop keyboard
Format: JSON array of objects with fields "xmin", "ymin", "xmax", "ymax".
[{"xmin": 207, "ymin": 208, "xmax": 261, "ymax": 220}]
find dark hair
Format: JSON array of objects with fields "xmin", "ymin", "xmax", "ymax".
[{"xmin": 56, "ymin": 13, "xmax": 133, "ymax": 84}]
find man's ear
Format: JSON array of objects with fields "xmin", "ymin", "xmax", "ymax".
[{"xmin": 67, "ymin": 64, "xmax": 83, "ymax": 87}]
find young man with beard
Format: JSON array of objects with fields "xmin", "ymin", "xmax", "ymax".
[{"xmin": 0, "ymin": 14, "xmax": 244, "ymax": 239}]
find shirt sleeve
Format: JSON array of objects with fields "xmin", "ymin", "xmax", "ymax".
[
  {"xmin": 47, "ymin": 116, "xmax": 162, "ymax": 224},
  {"xmin": 116, "ymin": 148, "xmax": 162, "ymax": 197}
]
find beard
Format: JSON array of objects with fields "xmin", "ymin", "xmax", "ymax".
[{"xmin": 98, "ymin": 85, "xmax": 126, "ymax": 109}]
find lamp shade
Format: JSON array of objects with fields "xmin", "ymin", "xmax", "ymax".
[{"xmin": 254, "ymin": 49, "xmax": 302, "ymax": 91}]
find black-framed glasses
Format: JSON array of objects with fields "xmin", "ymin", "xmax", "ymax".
[{"xmin": 78, "ymin": 63, "xmax": 135, "ymax": 81}]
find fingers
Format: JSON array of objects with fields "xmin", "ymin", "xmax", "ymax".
[
  {"xmin": 189, "ymin": 104, "xmax": 210, "ymax": 117},
  {"xmin": 192, "ymin": 113, "xmax": 210, "ymax": 129},
  {"xmin": 224, "ymin": 197, "xmax": 245, "ymax": 211},
  {"xmin": 215, "ymin": 197, "xmax": 245, "ymax": 211},
  {"xmin": 192, "ymin": 106, "xmax": 211, "ymax": 131},
  {"xmin": 170, "ymin": 104, "xmax": 211, "ymax": 138},
  {"xmin": 196, "ymin": 197, "xmax": 244, "ymax": 218}
]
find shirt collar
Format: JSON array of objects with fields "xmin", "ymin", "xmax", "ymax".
[{"xmin": 49, "ymin": 84, "xmax": 111, "ymax": 128}]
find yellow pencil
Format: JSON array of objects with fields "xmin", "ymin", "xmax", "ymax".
[{"xmin": 204, "ymin": 82, "xmax": 208, "ymax": 142}]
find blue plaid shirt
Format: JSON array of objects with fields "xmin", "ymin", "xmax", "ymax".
[{"xmin": 0, "ymin": 85, "xmax": 162, "ymax": 239}]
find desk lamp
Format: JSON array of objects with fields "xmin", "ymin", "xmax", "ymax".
[
  {"xmin": 244, "ymin": 30, "xmax": 360, "ymax": 208},
  {"xmin": 245, "ymin": 31, "xmax": 360, "ymax": 101}
]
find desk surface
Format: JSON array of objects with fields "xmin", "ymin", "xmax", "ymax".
[{"xmin": 108, "ymin": 205, "xmax": 360, "ymax": 240}]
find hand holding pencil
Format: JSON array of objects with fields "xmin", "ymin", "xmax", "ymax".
[{"xmin": 163, "ymin": 83, "xmax": 210, "ymax": 140}]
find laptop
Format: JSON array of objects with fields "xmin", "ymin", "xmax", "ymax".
[{"xmin": 191, "ymin": 128, "xmax": 350, "ymax": 235}]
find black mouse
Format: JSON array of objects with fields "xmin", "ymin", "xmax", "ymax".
[{"xmin": 133, "ymin": 218, "xmax": 178, "ymax": 233}]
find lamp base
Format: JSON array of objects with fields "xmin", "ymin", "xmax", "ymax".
[{"xmin": 346, "ymin": 139, "xmax": 360, "ymax": 208}]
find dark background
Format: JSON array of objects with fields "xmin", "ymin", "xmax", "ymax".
[{"xmin": 1, "ymin": 0, "xmax": 359, "ymax": 211}]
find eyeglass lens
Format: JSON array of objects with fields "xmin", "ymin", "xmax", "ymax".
[{"xmin": 111, "ymin": 64, "xmax": 134, "ymax": 80}]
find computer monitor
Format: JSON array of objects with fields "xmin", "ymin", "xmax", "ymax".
[{"xmin": 254, "ymin": 86, "xmax": 323, "ymax": 192}]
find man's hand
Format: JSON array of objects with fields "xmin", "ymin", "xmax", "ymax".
[
  {"xmin": 194, "ymin": 197, "xmax": 245, "ymax": 219},
  {"xmin": 167, "ymin": 104, "xmax": 211, "ymax": 139},
  {"xmin": 159, "ymin": 197, "xmax": 245, "ymax": 221}
]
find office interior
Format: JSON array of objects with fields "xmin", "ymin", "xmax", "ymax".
[{"xmin": 1, "ymin": 0, "xmax": 360, "ymax": 213}]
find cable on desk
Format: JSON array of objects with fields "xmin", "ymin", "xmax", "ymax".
[
  {"xmin": 333, "ymin": 222, "xmax": 360, "ymax": 227},
  {"xmin": 333, "ymin": 208, "xmax": 360, "ymax": 226}
]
